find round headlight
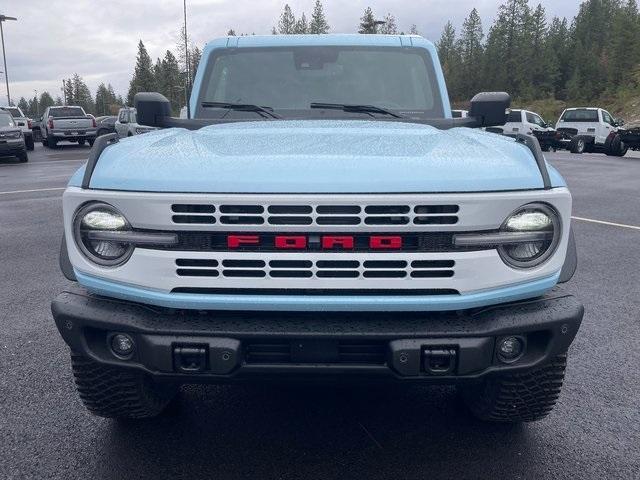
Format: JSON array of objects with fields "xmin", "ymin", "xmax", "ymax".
[
  {"xmin": 499, "ymin": 203, "xmax": 561, "ymax": 268},
  {"xmin": 73, "ymin": 203, "xmax": 134, "ymax": 266}
]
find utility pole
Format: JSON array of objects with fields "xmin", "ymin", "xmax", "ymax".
[
  {"xmin": 0, "ymin": 14, "xmax": 18, "ymax": 106},
  {"xmin": 62, "ymin": 79, "xmax": 67, "ymax": 105},
  {"xmin": 183, "ymin": 0, "xmax": 191, "ymax": 118},
  {"xmin": 34, "ymin": 89, "xmax": 38, "ymax": 116}
]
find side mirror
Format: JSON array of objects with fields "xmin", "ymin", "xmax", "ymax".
[
  {"xmin": 469, "ymin": 92, "xmax": 511, "ymax": 127},
  {"xmin": 615, "ymin": 118, "xmax": 625, "ymax": 127},
  {"xmin": 134, "ymin": 92, "xmax": 172, "ymax": 128}
]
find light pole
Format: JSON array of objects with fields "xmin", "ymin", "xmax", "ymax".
[
  {"xmin": 0, "ymin": 14, "xmax": 17, "ymax": 106},
  {"xmin": 34, "ymin": 89, "xmax": 38, "ymax": 116},
  {"xmin": 183, "ymin": 0, "xmax": 191, "ymax": 118}
]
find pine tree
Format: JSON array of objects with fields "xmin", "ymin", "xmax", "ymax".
[
  {"xmin": 409, "ymin": 24, "xmax": 419, "ymax": 35},
  {"xmin": 227, "ymin": 29, "xmax": 236, "ymax": 36},
  {"xmin": 39, "ymin": 92, "xmax": 55, "ymax": 111},
  {"xmin": 271, "ymin": 26, "xmax": 278, "ymax": 35},
  {"xmin": 359, "ymin": 7, "xmax": 378, "ymax": 34},
  {"xmin": 158, "ymin": 50, "xmax": 183, "ymax": 115},
  {"xmin": 17, "ymin": 97, "xmax": 28, "ymax": 114},
  {"xmin": 379, "ymin": 13, "xmax": 398, "ymax": 34},
  {"xmin": 609, "ymin": 0, "xmax": 640, "ymax": 89},
  {"xmin": 546, "ymin": 17, "xmax": 571, "ymax": 98},
  {"xmin": 309, "ymin": 0, "xmax": 330, "ymax": 34},
  {"xmin": 70, "ymin": 73, "xmax": 95, "ymax": 113},
  {"xmin": 294, "ymin": 13, "xmax": 308, "ymax": 34},
  {"xmin": 437, "ymin": 22, "xmax": 462, "ymax": 99},
  {"xmin": 95, "ymin": 83, "xmax": 119, "ymax": 116},
  {"xmin": 190, "ymin": 46, "xmax": 202, "ymax": 81},
  {"xmin": 457, "ymin": 8, "xmax": 484, "ymax": 98},
  {"xmin": 127, "ymin": 40, "xmax": 156, "ymax": 105},
  {"xmin": 278, "ymin": 4, "xmax": 296, "ymax": 34}
]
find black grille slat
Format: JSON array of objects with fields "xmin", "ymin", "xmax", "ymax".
[
  {"xmin": 268, "ymin": 216, "xmax": 313, "ymax": 225},
  {"xmin": 316, "ymin": 216, "xmax": 361, "ymax": 225},
  {"xmin": 414, "ymin": 205, "xmax": 459, "ymax": 214},
  {"xmin": 176, "ymin": 259, "xmax": 219, "ymax": 267},
  {"xmin": 365, "ymin": 205, "xmax": 410, "ymax": 214},
  {"xmin": 172, "ymin": 215, "xmax": 216, "ymax": 224},
  {"xmin": 316, "ymin": 271, "xmax": 360, "ymax": 278},
  {"xmin": 317, "ymin": 260, "xmax": 360, "ymax": 269},
  {"xmin": 411, "ymin": 260, "xmax": 455, "ymax": 269},
  {"xmin": 414, "ymin": 216, "xmax": 458, "ymax": 225},
  {"xmin": 171, "ymin": 287, "xmax": 460, "ymax": 295},
  {"xmin": 269, "ymin": 260, "xmax": 313, "ymax": 269},
  {"xmin": 316, "ymin": 205, "xmax": 361, "ymax": 214},
  {"xmin": 268, "ymin": 205, "xmax": 312, "ymax": 214},
  {"xmin": 171, "ymin": 204, "xmax": 215, "ymax": 213},
  {"xmin": 410, "ymin": 270, "xmax": 455, "ymax": 278},
  {"xmin": 365, "ymin": 216, "xmax": 410, "ymax": 225},
  {"xmin": 177, "ymin": 269, "xmax": 219, "ymax": 277},
  {"xmin": 270, "ymin": 270, "xmax": 313, "ymax": 278},
  {"xmin": 220, "ymin": 205, "xmax": 264, "ymax": 214},
  {"xmin": 363, "ymin": 270, "xmax": 407, "ymax": 278},
  {"xmin": 222, "ymin": 270, "xmax": 267, "ymax": 278},
  {"xmin": 363, "ymin": 260, "xmax": 407, "ymax": 269},
  {"xmin": 222, "ymin": 260, "xmax": 266, "ymax": 268},
  {"xmin": 220, "ymin": 216, "xmax": 264, "ymax": 225}
]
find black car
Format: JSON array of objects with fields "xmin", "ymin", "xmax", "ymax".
[
  {"xmin": 95, "ymin": 116, "xmax": 117, "ymax": 137},
  {"xmin": 0, "ymin": 111, "xmax": 28, "ymax": 162}
]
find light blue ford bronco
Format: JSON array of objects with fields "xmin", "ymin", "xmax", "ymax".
[{"xmin": 52, "ymin": 34, "xmax": 583, "ymax": 422}]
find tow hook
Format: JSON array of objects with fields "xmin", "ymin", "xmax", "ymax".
[
  {"xmin": 173, "ymin": 345, "xmax": 208, "ymax": 373},
  {"xmin": 423, "ymin": 347, "xmax": 457, "ymax": 375}
]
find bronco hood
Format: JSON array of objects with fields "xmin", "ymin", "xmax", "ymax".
[{"xmin": 75, "ymin": 120, "xmax": 563, "ymax": 193}]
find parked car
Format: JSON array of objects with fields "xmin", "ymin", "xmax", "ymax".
[
  {"xmin": 54, "ymin": 34, "xmax": 582, "ymax": 423},
  {"xmin": 0, "ymin": 106, "xmax": 34, "ymax": 150},
  {"xmin": 31, "ymin": 116, "xmax": 42, "ymax": 143},
  {"xmin": 95, "ymin": 116, "xmax": 117, "ymax": 137},
  {"xmin": 555, "ymin": 107, "xmax": 627, "ymax": 155},
  {"xmin": 40, "ymin": 105, "xmax": 97, "ymax": 148},
  {"xmin": 500, "ymin": 109, "xmax": 556, "ymax": 151},
  {"xmin": 115, "ymin": 107, "xmax": 156, "ymax": 138},
  {"xmin": 0, "ymin": 110, "xmax": 28, "ymax": 162}
]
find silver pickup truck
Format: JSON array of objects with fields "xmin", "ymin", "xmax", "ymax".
[{"xmin": 41, "ymin": 106, "xmax": 97, "ymax": 148}]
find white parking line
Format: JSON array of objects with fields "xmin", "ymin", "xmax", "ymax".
[
  {"xmin": 0, "ymin": 187, "xmax": 65, "ymax": 196},
  {"xmin": 572, "ymin": 216, "xmax": 640, "ymax": 231}
]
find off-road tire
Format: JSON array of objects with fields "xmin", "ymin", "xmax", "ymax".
[
  {"xmin": 460, "ymin": 353, "xmax": 568, "ymax": 423},
  {"xmin": 88, "ymin": 138, "xmax": 95, "ymax": 147},
  {"xmin": 18, "ymin": 149, "xmax": 28, "ymax": 162},
  {"xmin": 46, "ymin": 136, "xmax": 57, "ymax": 149},
  {"xmin": 78, "ymin": 139, "xmax": 86, "ymax": 146},
  {"xmin": 70, "ymin": 353, "xmax": 178, "ymax": 419},
  {"xmin": 569, "ymin": 137, "xmax": 585, "ymax": 154},
  {"xmin": 606, "ymin": 134, "xmax": 628, "ymax": 157},
  {"xmin": 25, "ymin": 136, "xmax": 34, "ymax": 151}
]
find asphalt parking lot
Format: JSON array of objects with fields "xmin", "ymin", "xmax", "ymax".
[{"xmin": 1, "ymin": 143, "xmax": 639, "ymax": 479}]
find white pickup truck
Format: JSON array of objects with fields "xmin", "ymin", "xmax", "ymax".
[
  {"xmin": 1, "ymin": 106, "xmax": 34, "ymax": 150},
  {"xmin": 41, "ymin": 106, "xmax": 97, "ymax": 148},
  {"xmin": 555, "ymin": 107, "xmax": 626, "ymax": 156}
]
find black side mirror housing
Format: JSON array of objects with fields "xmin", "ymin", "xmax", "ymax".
[
  {"xmin": 616, "ymin": 118, "xmax": 625, "ymax": 127},
  {"xmin": 469, "ymin": 92, "xmax": 511, "ymax": 127},
  {"xmin": 134, "ymin": 92, "xmax": 172, "ymax": 128}
]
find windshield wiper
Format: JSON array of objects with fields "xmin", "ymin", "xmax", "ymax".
[
  {"xmin": 310, "ymin": 102, "xmax": 405, "ymax": 118},
  {"xmin": 201, "ymin": 102, "xmax": 282, "ymax": 119}
]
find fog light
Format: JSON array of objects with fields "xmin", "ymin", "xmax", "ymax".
[
  {"xmin": 497, "ymin": 336, "xmax": 523, "ymax": 362},
  {"xmin": 111, "ymin": 333, "xmax": 135, "ymax": 357}
]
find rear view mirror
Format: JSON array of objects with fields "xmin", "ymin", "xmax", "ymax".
[
  {"xmin": 615, "ymin": 118, "xmax": 625, "ymax": 127},
  {"xmin": 134, "ymin": 92, "xmax": 172, "ymax": 128},
  {"xmin": 469, "ymin": 92, "xmax": 511, "ymax": 127}
]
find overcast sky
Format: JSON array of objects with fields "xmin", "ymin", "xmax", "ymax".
[{"xmin": 1, "ymin": 0, "xmax": 582, "ymax": 106}]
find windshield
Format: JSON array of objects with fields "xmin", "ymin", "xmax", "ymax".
[
  {"xmin": 561, "ymin": 109, "xmax": 598, "ymax": 122},
  {"xmin": 49, "ymin": 107, "xmax": 85, "ymax": 118},
  {"xmin": 2, "ymin": 107, "xmax": 21, "ymax": 117},
  {"xmin": 196, "ymin": 46, "xmax": 444, "ymax": 119},
  {"xmin": 0, "ymin": 113, "xmax": 16, "ymax": 127}
]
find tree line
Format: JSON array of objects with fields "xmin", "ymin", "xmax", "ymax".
[
  {"xmin": 438, "ymin": 0, "xmax": 640, "ymax": 104},
  {"xmin": 14, "ymin": 0, "xmax": 640, "ymax": 119}
]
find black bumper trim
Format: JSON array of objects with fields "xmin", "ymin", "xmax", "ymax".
[{"xmin": 51, "ymin": 287, "xmax": 583, "ymax": 383}]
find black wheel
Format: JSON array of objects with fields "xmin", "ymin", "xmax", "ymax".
[
  {"xmin": 541, "ymin": 145, "xmax": 550, "ymax": 152},
  {"xmin": 127, "ymin": 132, "xmax": 133, "ymax": 137},
  {"xmin": 46, "ymin": 136, "xmax": 57, "ymax": 149},
  {"xmin": 71, "ymin": 353, "xmax": 178, "ymax": 419},
  {"xmin": 569, "ymin": 137, "xmax": 585, "ymax": 154},
  {"xmin": 25, "ymin": 136, "xmax": 34, "ymax": 151},
  {"xmin": 78, "ymin": 139, "xmax": 86, "ymax": 146},
  {"xmin": 607, "ymin": 134, "xmax": 628, "ymax": 157},
  {"xmin": 88, "ymin": 138, "xmax": 95, "ymax": 147},
  {"xmin": 459, "ymin": 353, "xmax": 568, "ymax": 423},
  {"xmin": 18, "ymin": 149, "xmax": 29, "ymax": 162}
]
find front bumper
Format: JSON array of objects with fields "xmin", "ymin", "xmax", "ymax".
[{"xmin": 52, "ymin": 286, "xmax": 583, "ymax": 384}]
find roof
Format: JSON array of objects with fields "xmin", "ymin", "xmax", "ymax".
[{"xmin": 209, "ymin": 34, "xmax": 433, "ymax": 49}]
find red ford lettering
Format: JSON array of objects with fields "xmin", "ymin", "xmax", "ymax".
[
  {"xmin": 275, "ymin": 236, "xmax": 307, "ymax": 249},
  {"xmin": 370, "ymin": 236, "xmax": 402, "ymax": 249},
  {"xmin": 322, "ymin": 236, "xmax": 354, "ymax": 249},
  {"xmin": 227, "ymin": 235, "xmax": 260, "ymax": 248}
]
